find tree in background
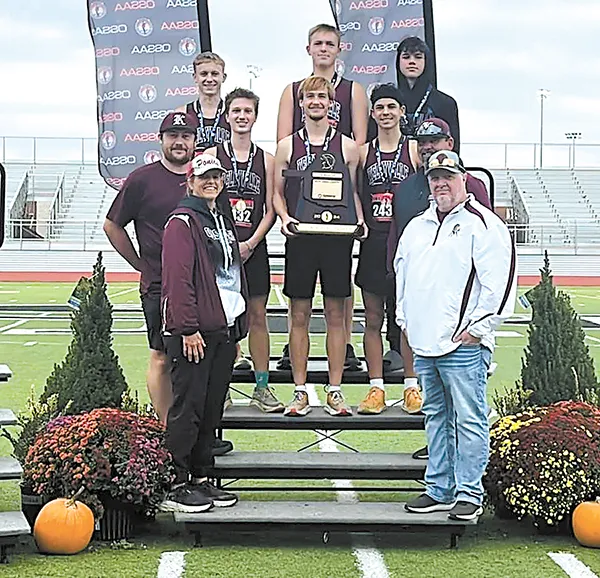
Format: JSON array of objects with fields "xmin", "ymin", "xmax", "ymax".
[
  {"xmin": 42, "ymin": 252, "xmax": 128, "ymax": 414},
  {"xmin": 519, "ymin": 251, "xmax": 599, "ymax": 406}
]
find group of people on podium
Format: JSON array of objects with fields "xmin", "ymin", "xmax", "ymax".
[{"xmin": 104, "ymin": 24, "xmax": 516, "ymax": 519}]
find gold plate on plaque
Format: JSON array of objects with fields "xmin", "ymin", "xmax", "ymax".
[{"xmin": 311, "ymin": 174, "xmax": 343, "ymax": 201}]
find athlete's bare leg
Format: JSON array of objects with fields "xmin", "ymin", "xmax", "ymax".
[
  {"xmin": 289, "ymin": 299, "xmax": 312, "ymax": 385},
  {"xmin": 147, "ymin": 350, "xmax": 172, "ymax": 425},
  {"xmin": 362, "ymin": 291, "xmax": 385, "ymax": 379}
]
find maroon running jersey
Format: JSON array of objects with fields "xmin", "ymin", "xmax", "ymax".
[
  {"xmin": 216, "ymin": 143, "xmax": 267, "ymax": 241},
  {"xmin": 292, "ymin": 77, "xmax": 353, "ymax": 138},
  {"xmin": 361, "ymin": 138, "xmax": 413, "ymax": 234},
  {"xmin": 284, "ymin": 129, "xmax": 344, "ymax": 219},
  {"xmin": 106, "ymin": 162, "xmax": 187, "ymax": 296},
  {"xmin": 185, "ymin": 100, "xmax": 231, "ymax": 151}
]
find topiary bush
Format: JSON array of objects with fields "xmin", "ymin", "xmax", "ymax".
[
  {"xmin": 484, "ymin": 401, "xmax": 600, "ymax": 531},
  {"xmin": 42, "ymin": 252, "xmax": 128, "ymax": 414}
]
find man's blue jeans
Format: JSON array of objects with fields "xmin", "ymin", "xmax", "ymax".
[{"xmin": 414, "ymin": 344, "xmax": 492, "ymax": 506}]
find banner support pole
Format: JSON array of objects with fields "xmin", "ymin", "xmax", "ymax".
[{"xmin": 197, "ymin": 0, "xmax": 212, "ymax": 52}]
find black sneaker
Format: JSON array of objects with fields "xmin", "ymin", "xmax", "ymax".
[
  {"xmin": 404, "ymin": 493, "xmax": 456, "ymax": 514},
  {"xmin": 448, "ymin": 501, "xmax": 484, "ymax": 521},
  {"xmin": 276, "ymin": 344, "xmax": 291, "ymax": 371},
  {"xmin": 344, "ymin": 344, "xmax": 362, "ymax": 372},
  {"xmin": 412, "ymin": 446, "xmax": 428, "ymax": 460},
  {"xmin": 212, "ymin": 438, "xmax": 233, "ymax": 456},
  {"xmin": 192, "ymin": 480, "xmax": 238, "ymax": 508},
  {"xmin": 159, "ymin": 483, "xmax": 213, "ymax": 514}
]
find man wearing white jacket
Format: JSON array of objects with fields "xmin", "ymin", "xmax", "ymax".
[{"xmin": 394, "ymin": 150, "xmax": 516, "ymax": 521}]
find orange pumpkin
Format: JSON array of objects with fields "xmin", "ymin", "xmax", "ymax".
[
  {"xmin": 33, "ymin": 489, "xmax": 95, "ymax": 555},
  {"xmin": 573, "ymin": 498, "xmax": 600, "ymax": 548}
]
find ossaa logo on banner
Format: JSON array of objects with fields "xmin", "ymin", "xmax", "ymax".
[
  {"xmin": 90, "ymin": 1, "xmax": 107, "ymax": 19},
  {"xmin": 139, "ymin": 84, "xmax": 158, "ymax": 103},
  {"xmin": 97, "ymin": 66, "xmax": 113, "ymax": 85},
  {"xmin": 335, "ymin": 59, "xmax": 346, "ymax": 76},
  {"xmin": 179, "ymin": 37, "xmax": 197, "ymax": 56},
  {"xmin": 144, "ymin": 150, "xmax": 162, "ymax": 164},
  {"xmin": 135, "ymin": 18, "xmax": 153, "ymax": 37},
  {"xmin": 101, "ymin": 131, "xmax": 117, "ymax": 150},
  {"xmin": 368, "ymin": 17, "xmax": 385, "ymax": 35}
]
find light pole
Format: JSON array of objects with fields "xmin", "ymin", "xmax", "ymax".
[
  {"xmin": 565, "ymin": 132, "xmax": 582, "ymax": 168},
  {"xmin": 247, "ymin": 64, "xmax": 262, "ymax": 91},
  {"xmin": 538, "ymin": 89, "xmax": 550, "ymax": 168}
]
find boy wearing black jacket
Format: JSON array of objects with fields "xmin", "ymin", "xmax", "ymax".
[{"xmin": 395, "ymin": 36, "xmax": 460, "ymax": 154}]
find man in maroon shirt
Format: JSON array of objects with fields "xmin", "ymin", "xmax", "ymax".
[{"xmin": 103, "ymin": 112, "xmax": 197, "ymax": 426}]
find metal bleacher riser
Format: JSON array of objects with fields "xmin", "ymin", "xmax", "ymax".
[{"xmin": 0, "ymin": 366, "xmax": 31, "ymax": 560}]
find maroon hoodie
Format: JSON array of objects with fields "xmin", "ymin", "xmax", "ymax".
[{"xmin": 161, "ymin": 196, "xmax": 248, "ymax": 341}]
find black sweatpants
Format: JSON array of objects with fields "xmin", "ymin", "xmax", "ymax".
[{"xmin": 165, "ymin": 332, "xmax": 236, "ymax": 482}]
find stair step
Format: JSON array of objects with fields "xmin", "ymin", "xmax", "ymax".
[
  {"xmin": 0, "ymin": 511, "xmax": 30, "ymax": 537},
  {"xmin": 175, "ymin": 501, "xmax": 477, "ymax": 531},
  {"xmin": 214, "ymin": 451, "xmax": 425, "ymax": 480},
  {"xmin": 222, "ymin": 405, "xmax": 424, "ymax": 431},
  {"xmin": 0, "ymin": 410, "xmax": 17, "ymax": 427},
  {"xmin": 0, "ymin": 365, "xmax": 12, "ymax": 382},
  {"xmin": 0, "ymin": 458, "xmax": 22, "ymax": 481}
]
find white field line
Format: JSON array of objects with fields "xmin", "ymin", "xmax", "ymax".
[
  {"xmin": 305, "ymin": 384, "xmax": 390, "ymax": 578},
  {"xmin": 585, "ymin": 335, "xmax": 600, "ymax": 344},
  {"xmin": 109, "ymin": 287, "xmax": 138, "ymax": 299},
  {"xmin": 0, "ymin": 312, "xmax": 50, "ymax": 334},
  {"xmin": 157, "ymin": 551, "xmax": 187, "ymax": 578},
  {"xmin": 548, "ymin": 552, "xmax": 599, "ymax": 578},
  {"xmin": 273, "ymin": 285, "xmax": 287, "ymax": 308}
]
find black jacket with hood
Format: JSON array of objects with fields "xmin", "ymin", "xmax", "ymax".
[{"xmin": 394, "ymin": 38, "xmax": 460, "ymax": 154}]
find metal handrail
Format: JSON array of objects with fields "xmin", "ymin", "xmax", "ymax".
[{"xmin": 47, "ymin": 173, "xmax": 66, "ymax": 238}]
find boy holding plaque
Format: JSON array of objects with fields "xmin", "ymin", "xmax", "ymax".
[{"xmin": 273, "ymin": 77, "xmax": 367, "ymax": 417}]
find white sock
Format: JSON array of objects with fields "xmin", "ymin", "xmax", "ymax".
[
  {"xmin": 295, "ymin": 384, "xmax": 307, "ymax": 392},
  {"xmin": 328, "ymin": 384, "xmax": 341, "ymax": 392},
  {"xmin": 404, "ymin": 377, "xmax": 419, "ymax": 391},
  {"xmin": 370, "ymin": 378, "xmax": 385, "ymax": 391}
]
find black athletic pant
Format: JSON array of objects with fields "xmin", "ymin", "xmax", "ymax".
[{"xmin": 165, "ymin": 331, "xmax": 236, "ymax": 483}]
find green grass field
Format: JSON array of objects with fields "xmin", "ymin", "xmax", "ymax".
[{"xmin": 0, "ymin": 282, "xmax": 599, "ymax": 577}]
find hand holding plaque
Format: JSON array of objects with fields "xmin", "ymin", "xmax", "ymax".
[{"xmin": 284, "ymin": 150, "xmax": 362, "ymax": 236}]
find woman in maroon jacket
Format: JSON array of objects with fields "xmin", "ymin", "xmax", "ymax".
[{"xmin": 159, "ymin": 153, "xmax": 248, "ymax": 513}]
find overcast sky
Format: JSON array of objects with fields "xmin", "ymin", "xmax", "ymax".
[{"xmin": 1, "ymin": 0, "xmax": 599, "ymax": 167}]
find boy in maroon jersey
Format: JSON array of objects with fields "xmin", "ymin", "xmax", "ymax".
[
  {"xmin": 205, "ymin": 88, "xmax": 282, "ymax": 412},
  {"xmin": 273, "ymin": 76, "xmax": 367, "ymax": 417},
  {"xmin": 176, "ymin": 52, "xmax": 231, "ymax": 152},
  {"xmin": 355, "ymin": 85, "xmax": 416, "ymax": 415}
]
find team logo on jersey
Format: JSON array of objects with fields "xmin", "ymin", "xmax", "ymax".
[
  {"xmin": 368, "ymin": 17, "xmax": 385, "ymax": 35},
  {"xmin": 138, "ymin": 84, "xmax": 157, "ymax": 103},
  {"xmin": 334, "ymin": 59, "xmax": 345, "ymax": 76},
  {"xmin": 144, "ymin": 150, "xmax": 162, "ymax": 164},
  {"xmin": 179, "ymin": 37, "xmax": 197, "ymax": 56},
  {"xmin": 90, "ymin": 1, "xmax": 107, "ymax": 19},
  {"xmin": 451, "ymin": 224, "xmax": 461, "ymax": 236},
  {"xmin": 97, "ymin": 66, "xmax": 113, "ymax": 85},
  {"xmin": 100, "ymin": 130, "xmax": 117, "ymax": 150},
  {"xmin": 135, "ymin": 18, "xmax": 153, "ymax": 36},
  {"xmin": 321, "ymin": 153, "xmax": 335, "ymax": 171}
]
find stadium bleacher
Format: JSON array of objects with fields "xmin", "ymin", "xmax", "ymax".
[{"xmin": 2, "ymin": 161, "xmax": 600, "ymax": 277}]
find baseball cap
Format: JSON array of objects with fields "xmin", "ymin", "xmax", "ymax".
[
  {"xmin": 186, "ymin": 153, "xmax": 226, "ymax": 178},
  {"xmin": 159, "ymin": 111, "xmax": 199, "ymax": 135},
  {"xmin": 415, "ymin": 118, "xmax": 452, "ymax": 140},
  {"xmin": 425, "ymin": 151, "xmax": 465, "ymax": 176}
]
